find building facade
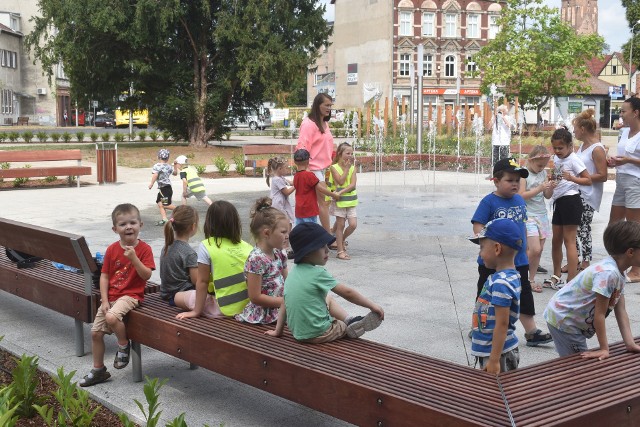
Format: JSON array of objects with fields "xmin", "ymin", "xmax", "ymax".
[{"xmin": 561, "ymin": 0, "xmax": 598, "ymax": 35}]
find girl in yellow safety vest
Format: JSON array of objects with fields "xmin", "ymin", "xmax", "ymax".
[{"xmin": 328, "ymin": 142, "xmax": 358, "ymax": 261}]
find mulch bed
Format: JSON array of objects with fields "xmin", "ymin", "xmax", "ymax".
[{"xmin": 0, "ymin": 178, "xmax": 87, "ymax": 190}]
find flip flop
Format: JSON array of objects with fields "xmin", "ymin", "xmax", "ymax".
[{"xmin": 336, "ymin": 251, "xmax": 351, "ymax": 260}]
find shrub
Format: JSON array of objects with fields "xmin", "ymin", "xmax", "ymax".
[
  {"xmin": 49, "ymin": 133, "xmax": 61, "ymax": 143},
  {"xmin": 161, "ymin": 130, "xmax": 172, "ymax": 141},
  {"xmin": 213, "ymin": 156, "xmax": 229, "ymax": 176},
  {"xmin": 114, "ymin": 133, "xmax": 125, "ymax": 143},
  {"xmin": 0, "ymin": 162, "xmax": 9, "ymax": 169},
  {"xmin": 149, "ymin": 130, "xmax": 159, "ymax": 141},
  {"xmin": 100, "ymin": 132, "xmax": 110, "ymax": 142},
  {"xmin": 21, "ymin": 132, "xmax": 34, "ymax": 143},
  {"xmin": 89, "ymin": 132, "xmax": 99, "ymax": 142},
  {"xmin": 232, "ymin": 153, "xmax": 245, "ymax": 175},
  {"xmin": 7, "ymin": 132, "xmax": 19, "ymax": 143},
  {"xmin": 0, "ymin": 132, "xmax": 6, "ymax": 142},
  {"xmin": 44, "ymin": 176, "xmax": 57, "ymax": 183},
  {"xmin": 186, "ymin": 153, "xmax": 195, "ymax": 159},
  {"xmin": 195, "ymin": 164, "xmax": 206, "ymax": 174},
  {"xmin": 137, "ymin": 130, "xmax": 147, "ymax": 141},
  {"xmin": 7, "ymin": 354, "xmax": 43, "ymax": 417},
  {"xmin": 61, "ymin": 132, "xmax": 72, "ymax": 143},
  {"xmin": 36, "ymin": 131, "xmax": 48, "ymax": 143},
  {"xmin": 75, "ymin": 132, "xmax": 85, "ymax": 142}
]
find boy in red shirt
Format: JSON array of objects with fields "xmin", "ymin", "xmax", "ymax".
[
  {"xmin": 80, "ymin": 203, "xmax": 155, "ymax": 387},
  {"xmin": 293, "ymin": 149, "xmax": 338, "ymax": 225}
]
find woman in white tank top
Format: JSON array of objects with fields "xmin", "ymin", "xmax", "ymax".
[{"xmin": 572, "ymin": 110, "xmax": 607, "ymax": 272}]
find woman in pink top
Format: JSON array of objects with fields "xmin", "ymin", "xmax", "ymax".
[{"xmin": 296, "ymin": 93, "xmax": 335, "ymax": 231}]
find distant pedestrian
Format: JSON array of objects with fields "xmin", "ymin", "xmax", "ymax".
[
  {"xmin": 173, "ymin": 155, "xmax": 212, "ymax": 206},
  {"xmin": 148, "ymin": 149, "xmax": 176, "ymax": 225},
  {"xmin": 491, "ymin": 105, "xmax": 513, "ymax": 166},
  {"xmin": 63, "ymin": 110, "xmax": 68, "ymax": 126},
  {"xmin": 328, "ymin": 142, "xmax": 358, "ymax": 261}
]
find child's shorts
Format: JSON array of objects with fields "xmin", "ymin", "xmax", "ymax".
[
  {"xmin": 552, "ymin": 193, "xmax": 583, "ymax": 226},
  {"xmin": 156, "ymin": 186, "xmax": 173, "ymax": 206},
  {"xmin": 475, "ymin": 348, "xmax": 520, "ymax": 373},
  {"xmin": 91, "ymin": 295, "xmax": 139, "ymax": 333},
  {"xmin": 295, "ymin": 216, "xmax": 318, "ymax": 226},
  {"xmin": 612, "ymin": 173, "xmax": 640, "ymax": 208},
  {"xmin": 181, "ymin": 290, "xmax": 225, "ymax": 319},
  {"xmin": 299, "ymin": 319, "xmax": 347, "ymax": 344},
  {"xmin": 329, "ymin": 204, "xmax": 357, "ymax": 219},
  {"xmin": 525, "ymin": 214, "xmax": 551, "ymax": 239},
  {"xmin": 186, "ymin": 188, "xmax": 207, "ymax": 201},
  {"xmin": 547, "ymin": 323, "xmax": 588, "ymax": 357}
]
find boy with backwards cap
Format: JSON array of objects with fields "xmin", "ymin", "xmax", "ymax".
[
  {"xmin": 266, "ymin": 222, "xmax": 384, "ymax": 342},
  {"xmin": 148, "ymin": 149, "xmax": 176, "ymax": 225},
  {"xmin": 469, "ymin": 218, "xmax": 523, "ymax": 374},
  {"xmin": 173, "ymin": 155, "xmax": 212, "ymax": 206}
]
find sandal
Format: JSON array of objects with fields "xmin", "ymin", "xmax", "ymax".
[
  {"xmin": 531, "ymin": 281, "xmax": 543, "ymax": 293},
  {"xmin": 542, "ymin": 275, "xmax": 564, "ymax": 290},
  {"xmin": 113, "ymin": 341, "xmax": 130, "ymax": 369},
  {"xmin": 336, "ymin": 251, "xmax": 351, "ymax": 260},
  {"xmin": 525, "ymin": 329, "xmax": 553, "ymax": 347},
  {"xmin": 79, "ymin": 367, "xmax": 111, "ymax": 387},
  {"xmin": 328, "ymin": 243, "xmax": 338, "ymax": 250},
  {"xmin": 155, "ymin": 219, "xmax": 168, "ymax": 226}
]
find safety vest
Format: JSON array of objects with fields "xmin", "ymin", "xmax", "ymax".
[
  {"xmin": 202, "ymin": 237, "xmax": 252, "ymax": 316},
  {"xmin": 184, "ymin": 165, "xmax": 206, "ymax": 193},
  {"xmin": 329, "ymin": 164, "xmax": 358, "ymax": 208}
]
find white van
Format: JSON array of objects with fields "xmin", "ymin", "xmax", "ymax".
[{"xmin": 233, "ymin": 107, "xmax": 272, "ymax": 130}]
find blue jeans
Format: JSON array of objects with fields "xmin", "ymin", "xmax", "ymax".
[{"xmin": 295, "ymin": 216, "xmax": 318, "ymax": 226}]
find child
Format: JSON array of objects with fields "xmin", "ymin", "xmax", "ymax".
[
  {"xmin": 159, "ymin": 205, "xmax": 199, "ymax": 308},
  {"xmin": 544, "ymin": 221, "xmax": 640, "ymax": 359},
  {"xmin": 266, "ymin": 222, "xmax": 384, "ymax": 342},
  {"xmin": 469, "ymin": 218, "xmax": 522, "ymax": 374},
  {"xmin": 267, "ymin": 156, "xmax": 295, "ymax": 256},
  {"xmin": 175, "ymin": 200, "xmax": 253, "ymax": 319},
  {"xmin": 235, "ymin": 198, "xmax": 289, "ymax": 324},
  {"xmin": 545, "ymin": 128, "xmax": 592, "ymax": 288},
  {"xmin": 472, "ymin": 157, "xmax": 552, "ymax": 347},
  {"xmin": 148, "ymin": 149, "xmax": 176, "ymax": 225},
  {"xmin": 293, "ymin": 148, "xmax": 339, "ymax": 225},
  {"xmin": 329, "ymin": 142, "xmax": 358, "ymax": 261},
  {"xmin": 173, "ymin": 155, "xmax": 213, "ymax": 206},
  {"xmin": 79, "ymin": 204, "xmax": 155, "ymax": 387},
  {"xmin": 519, "ymin": 146, "xmax": 552, "ymax": 292}
]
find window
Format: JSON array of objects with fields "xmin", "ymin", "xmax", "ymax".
[
  {"xmin": 10, "ymin": 17, "xmax": 18, "ymax": 32},
  {"xmin": 422, "ymin": 13, "xmax": 435, "ymax": 37},
  {"xmin": 399, "ymin": 53, "xmax": 411, "ymax": 77},
  {"xmin": 467, "ymin": 14, "xmax": 479, "ymax": 38},
  {"xmin": 445, "ymin": 55, "xmax": 456, "ymax": 77},
  {"xmin": 445, "ymin": 14, "xmax": 457, "ymax": 37},
  {"xmin": 56, "ymin": 63, "xmax": 67, "ymax": 79},
  {"xmin": 423, "ymin": 54, "xmax": 433, "ymax": 77},
  {"xmin": 466, "ymin": 55, "xmax": 477, "ymax": 74},
  {"xmin": 12, "ymin": 52, "xmax": 16, "ymax": 69},
  {"xmin": 489, "ymin": 15, "xmax": 499, "ymax": 39},
  {"xmin": 399, "ymin": 11, "xmax": 412, "ymax": 36},
  {"xmin": 612, "ymin": 65, "xmax": 618, "ymax": 75},
  {"xmin": 1, "ymin": 89, "xmax": 14, "ymax": 115},
  {"xmin": 0, "ymin": 51, "xmax": 5, "ymax": 67}
]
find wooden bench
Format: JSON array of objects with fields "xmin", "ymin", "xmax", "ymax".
[
  {"xmin": 0, "ymin": 149, "xmax": 92, "ymax": 188},
  {"xmin": 0, "ymin": 217, "xmax": 160, "ymax": 357},
  {"xmin": 242, "ymin": 144, "xmax": 295, "ymax": 176},
  {"xmin": 16, "ymin": 116, "xmax": 29, "ymax": 126}
]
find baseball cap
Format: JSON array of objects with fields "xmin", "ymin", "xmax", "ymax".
[
  {"xmin": 175, "ymin": 155, "xmax": 188, "ymax": 164},
  {"xmin": 158, "ymin": 149, "xmax": 170, "ymax": 160},
  {"xmin": 493, "ymin": 157, "xmax": 529, "ymax": 178},
  {"xmin": 289, "ymin": 222, "xmax": 336, "ymax": 264},
  {"xmin": 469, "ymin": 218, "xmax": 523, "ymax": 251},
  {"xmin": 293, "ymin": 149, "xmax": 310, "ymax": 162}
]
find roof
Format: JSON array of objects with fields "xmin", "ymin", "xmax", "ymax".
[
  {"xmin": 586, "ymin": 52, "xmax": 636, "ymax": 77},
  {"xmin": 582, "ymin": 75, "xmax": 613, "ymax": 96},
  {"xmin": 0, "ymin": 22, "xmax": 21, "ymax": 37}
]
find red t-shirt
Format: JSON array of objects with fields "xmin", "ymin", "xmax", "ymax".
[
  {"xmin": 102, "ymin": 240, "xmax": 155, "ymax": 302},
  {"xmin": 293, "ymin": 170, "xmax": 319, "ymax": 219}
]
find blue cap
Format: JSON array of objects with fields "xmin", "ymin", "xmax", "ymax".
[{"xmin": 469, "ymin": 218, "xmax": 523, "ymax": 251}]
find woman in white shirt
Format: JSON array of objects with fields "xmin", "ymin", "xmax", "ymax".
[
  {"xmin": 609, "ymin": 97, "xmax": 640, "ymax": 282},
  {"xmin": 491, "ymin": 104, "xmax": 512, "ymax": 166}
]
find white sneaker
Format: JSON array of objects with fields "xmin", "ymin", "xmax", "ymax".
[{"xmin": 346, "ymin": 312, "xmax": 383, "ymax": 338}]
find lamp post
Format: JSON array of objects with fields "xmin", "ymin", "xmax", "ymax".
[{"xmin": 629, "ymin": 20, "xmax": 640, "ymax": 96}]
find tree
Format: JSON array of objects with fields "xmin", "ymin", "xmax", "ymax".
[
  {"xmin": 475, "ymin": 0, "xmax": 604, "ymax": 124},
  {"xmin": 26, "ymin": 0, "xmax": 331, "ymax": 146},
  {"xmin": 622, "ymin": 1, "xmax": 640, "ymax": 74}
]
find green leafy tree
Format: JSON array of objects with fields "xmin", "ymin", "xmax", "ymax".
[
  {"xmin": 26, "ymin": 0, "xmax": 331, "ymax": 147},
  {"xmin": 622, "ymin": 1, "xmax": 640, "ymax": 72},
  {"xmin": 475, "ymin": 0, "xmax": 604, "ymax": 123}
]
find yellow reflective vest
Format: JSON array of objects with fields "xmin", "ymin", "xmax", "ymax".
[
  {"xmin": 329, "ymin": 164, "xmax": 358, "ymax": 208},
  {"xmin": 202, "ymin": 237, "xmax": 252, "ymax": 316},
  {"xmin": 184, "ymin": 165, "xmax": 206, "ymax": 193}
]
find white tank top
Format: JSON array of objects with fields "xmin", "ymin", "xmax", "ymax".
[
  {"xmin": 577, "ymin": 142, "xmax": 605, "ymax": 211},
  {"xmin": 617, "ymin": 128, "xmax": 640, "ymax": 178}
]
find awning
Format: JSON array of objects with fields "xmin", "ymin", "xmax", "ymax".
[{"xmin": 14, "ymin": 92, "xmax": 35, "ymax": 99}]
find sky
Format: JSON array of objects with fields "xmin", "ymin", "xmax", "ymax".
[{"xmin": 319, "ymin": 0, "xmax": 628, "ymax": 52}]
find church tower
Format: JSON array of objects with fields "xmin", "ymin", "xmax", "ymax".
[{"xmin": 561, "ymin": 0, "xmax": 598, "ymax": 35}]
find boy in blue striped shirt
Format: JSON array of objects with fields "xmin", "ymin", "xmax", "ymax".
[{"xmin": 469, "ymin": 218, "xmax": 522, "ymax": 374}]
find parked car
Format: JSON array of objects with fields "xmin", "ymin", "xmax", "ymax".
[
  {"xmin": 94, "ymin": 115, "xmax": 115, "ymax": 128},
  {"xmin": 232, "ymin": 108, "xmax": 272, "ymax": 130}
]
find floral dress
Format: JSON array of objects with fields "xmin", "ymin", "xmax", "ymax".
[{"xmin": 235, "ymin": 247, "xmax": 287, "ymax": 324}]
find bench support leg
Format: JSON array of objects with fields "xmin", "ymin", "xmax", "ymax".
[
  {"xmin": 74, "ymin": 319, "xmax": 84, "ymax": 357},
  {"xmin": 132, "ymin": 341, "xmax": 142, "ymax": 382},
  {"xmin": 189, "ymin": 363, "xmax": 198, "ymax": 370}
]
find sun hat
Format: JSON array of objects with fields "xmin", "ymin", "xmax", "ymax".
[
  {"xmin": 493, "ymin": 157, "xmax": 529, "ymax": 178},
  {"xmin": 469, "ymin": 218, "xmax": 523, "ymax": 251},
  {"xmin": 289, "ymin": 222, "xmax": 336, "ymax": 264},
  {"xmin": 175, "ymin": 155, "xmax": 188, "ymax": 164},
  {"xmin": 158, "ymin": 149, "xmax": 170, "ymax": 160},
  {"xmin": 293, "ymin": 148, "xmax": 310, "ymax": 162}
]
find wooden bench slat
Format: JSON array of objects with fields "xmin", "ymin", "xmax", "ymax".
[
  {"xmin": 0, "ymin": 166, "xmax": 92, "ymax": 179},
  {"xmin": 0, "ymin": 149, "xmax": 84, "ymax": 162},
  {"xmin": 242, "ymin": 145, "xmax": 295, "ymax": 156}
]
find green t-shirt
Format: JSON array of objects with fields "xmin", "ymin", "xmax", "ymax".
[{"xmin": 284, "ymin": 263, "xmax": 338, "ymax": 340}]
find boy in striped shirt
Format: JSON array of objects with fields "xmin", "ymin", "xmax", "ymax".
[{"xmin": 469, "ymin": 218, "xmax": 522, "ymax": 374}]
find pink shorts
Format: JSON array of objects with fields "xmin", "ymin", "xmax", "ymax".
[
  {"xmin": 182, "ymin": 290, "xmax": 225, "ymax": 319},
  {"xmin": 526, "ymin": 214, "xmax": 551, "ymax": 240}
]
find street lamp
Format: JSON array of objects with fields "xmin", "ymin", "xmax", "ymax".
[{"xmin": 629, "ymin": 20, "xmax": 640, "ymax": 96}]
